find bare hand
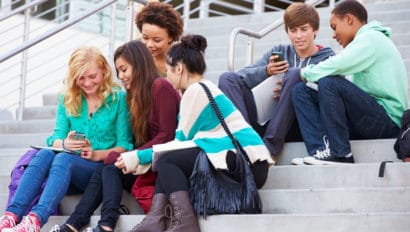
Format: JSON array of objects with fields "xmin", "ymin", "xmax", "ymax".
[
  {"xmin": 63, "ymin": 131, "xmax": 87, "ymax": 152},
  {"xmin": 273, "ymin": 78, "xmax": 283, "ymax": 99},
  {"xmin": 266, "ymin": 55, "xmax": 288, "ymax": 76}
]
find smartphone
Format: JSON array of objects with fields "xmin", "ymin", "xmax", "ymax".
[
  {"xmin": 271, "ymin": 51, "xmax": 284, "ymax": 62},
  {"xmin": 73, "ymin": 132, "xmax": 86, "ymax": 141}
]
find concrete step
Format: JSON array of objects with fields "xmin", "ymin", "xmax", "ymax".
[
  {"xmin": 0, "ymin": 133, "xmax": 48, "ymax": 148},
  {"xmin": 1, "ymin": 161, "xmax": 407, "ymax": 196},
  {"xmin": 263, "ymin": 162, "xmax": 410, "ymax": 190},
  {"xmin": 0, "ymin": 119, "xmax": 55, "ymax": 133},
  {"xmin": 22, "ymin": 105, "xmax": 56, "ymax": 120},
  {"xmin": 276, "ymin": 138, "xmax": 400, "ymax": 165},
  {"xmin": 42, "ymin": 212, "xmax": 410, "ymax": 232},
  {"xmin": 260, "ymin": 187, "xmax": 410, "ymax": 214}
]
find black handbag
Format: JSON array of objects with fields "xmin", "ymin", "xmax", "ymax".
[{"xmin": 189, "ymin": 82, "xmax": 262, "ymax": 218}]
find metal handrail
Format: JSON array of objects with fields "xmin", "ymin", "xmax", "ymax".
[
  {"xmin": 0, "ymin": 0, "xmax": 119, "ymax": 63},
  {"xmin": 0, "ymin": 0, "xmax": 48, "ymax": 21},
  {"xmin": 228, "ymin": 0, "xmax": 333, "ymax": 71}
]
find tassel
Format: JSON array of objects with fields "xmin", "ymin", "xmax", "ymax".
[{"xmin": 189, "ymin": 151, "xmax": 262, "ymax": 219}]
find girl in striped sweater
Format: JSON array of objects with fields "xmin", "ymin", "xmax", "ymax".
[{"xmin": 119, "ymin": 34, "xmax": 274, "ymax": 232}]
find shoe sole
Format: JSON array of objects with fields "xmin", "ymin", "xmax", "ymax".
[{"xmin": 303, "ymin": 157, "xmax": 354, "ymax": 165}]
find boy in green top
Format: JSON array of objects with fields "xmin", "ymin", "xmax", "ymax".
[{"xmin": 291, "ymin": 0, "xmax": 407, "ymax": 165}]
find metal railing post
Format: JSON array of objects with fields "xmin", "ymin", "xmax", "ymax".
[
  {"xmin": 199, "ymin": 0, "xmax": 210, "ymax": 19},
  {"xmin": 108, "ymin": 2, "xmax": 117, "ymax": 63},
  {"xmin": 0, "ymin": 0, "xmax": 12, "ymax": 15},
  {"xmin": 17, "ymin": 7, "xmax": 31, "ymax": 121},
  {"xmin": 183, "ymin": 0, "xmax": 190, "ymax": 30},
  {"xmin": 126, "ymin": 0, "xmax": 135, "ymax": 41},
  {"xmin": 253, "ymin": 0, "xmax": 264, "ymax": 14},
  {"xmin": 329, "ymin": 0, "xmax": 335, "ymax": 9},
  {"xmin": 246, "ymin": 37, "xmax": 254, "ymax": 66}
]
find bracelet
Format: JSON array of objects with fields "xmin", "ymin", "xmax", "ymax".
[{"xmin": 62, "ymin": 139, "xmax": 67, "ymax": 150}]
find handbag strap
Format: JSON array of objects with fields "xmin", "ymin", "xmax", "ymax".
[{"xmin": 198, "ymin": 82, "xmax": 251, "ymax": 163}]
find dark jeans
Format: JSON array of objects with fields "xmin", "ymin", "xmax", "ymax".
[
  {"xmin": 155, "ymin": 147, "xmax": 269, "ymax": 195},
  {"xmin": 218, "ymin": 68, "xmax": 302, "ymax": 155},
  {"xmin": 292, "ymin": 76, "xmax": 399, "ymax": 157},
  {"xmin": 66, "ymin": 165, "xmax": 136, "ymax": 230}
]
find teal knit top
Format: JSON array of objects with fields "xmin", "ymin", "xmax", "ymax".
[{"xmin": 46, "ymin": 90, "xmax": 133, "ymax": 151}]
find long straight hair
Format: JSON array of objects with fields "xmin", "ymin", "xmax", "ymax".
[{"xmin": 114, "ymin": 40, "xmax": 158, "ymax": 146}]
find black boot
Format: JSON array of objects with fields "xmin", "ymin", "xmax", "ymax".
[
  {"xmin": 165, "ymin": 191, "xmax": 200, "ymax": 232},
  {"xmin": 130, "ymin": 193, "xmax": 168, "ymax": 232}
]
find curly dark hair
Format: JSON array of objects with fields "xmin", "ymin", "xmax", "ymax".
[{"xmin": 135, "ymin": 2, "xmax": 184, "ymax": 42}]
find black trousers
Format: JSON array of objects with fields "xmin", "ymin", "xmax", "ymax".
[{"xmin": 155, "ymin": 147, "xmax": 269, "ymax": 195}]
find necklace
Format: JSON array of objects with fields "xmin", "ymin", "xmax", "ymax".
[{"xmin": 87, "ymin": 99, "xmax": 101, "ymax": 118}]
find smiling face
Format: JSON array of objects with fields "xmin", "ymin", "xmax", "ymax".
[
  {"xmin": 330, "ymin": 13, "xmax": 356, "ymax": 48},
  {"xmin": 115, "ymin": 56, "xmax": 133, "ymax": 90},
  {"xmin": 140, "ymin": 23, "xmax": 172, "ymax": 60},
  {"xmin": 287, "ymin": 23, "xmax": 318, "ymax": 54},
  {"xmin": 76, "ymin": 62, "xmax": 104, "ymax": 96}
]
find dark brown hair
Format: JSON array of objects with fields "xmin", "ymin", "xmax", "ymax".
[
  {"xmin": 114, "ymin": 40, "xmax": 158, "ymax": 146},
  {"xmin": 283, "ymin": 3, "xmax": 320, "ymax": 33},
  {"xmin": 167, "ymin": 34, "xmax": 207, "ymax": 75},
  {"xmin": 135, "ymin": 2, "xmax": 184, "ymax": 42},
  {"xmin": 332, "ymin": 0, "xmax": 368, "ymax": 23}
]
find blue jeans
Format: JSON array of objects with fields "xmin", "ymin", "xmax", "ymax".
[
  {"xmin": 292, "ymin": 76, "xmax": 399, "ymax": 157},
  {"xmin": 66, "ymin": 165, "xmax": 136, "ymax": 230},
  {"xmin": 7, "ymin": 149, "xmax": 102, "ymax": 226},
  {"xmin": 218, "ymin": 68, "xmax": 302, "ymax": 155}
]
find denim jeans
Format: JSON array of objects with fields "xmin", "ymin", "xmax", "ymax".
[
  {"xmin": 218, "ymin": 68, "xmax": 302, "ymax": 155},
  {"xmin": 66, "ymin": 165, "xmax": 136, "ymax": 230},
  {"xmin": 7, "ymin": 149, "xmax": 102, "ymax": 226},
  {"xmin": 292, "ymin": 76, "xmax": 399, "ymax": 157}
]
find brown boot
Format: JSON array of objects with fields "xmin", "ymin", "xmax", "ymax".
[
  {"xmin": 165, "ymin": 191, "xmax": 200, "ymax": 232},
  {"xmin": 130, "ymin": 193, "xmax": 168, "ymax": 232}
]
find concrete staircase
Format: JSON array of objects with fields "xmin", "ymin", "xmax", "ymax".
[{"xmin": 1, "ymin": 0, "xmax": 410, "ymax": 231}]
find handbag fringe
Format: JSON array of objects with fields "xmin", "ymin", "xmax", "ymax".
[{"xmin": 189, "ymin": 152, "xmax": 262, "ymax": 219}]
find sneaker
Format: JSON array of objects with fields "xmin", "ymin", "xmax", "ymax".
[
  {"xmin": 84, "ymin": 225, "xmax": 111, "ymax": 232},
  {"xmin": 304, "ymin": 152, "xmax": 354, "ymax": 165},
  {"xmin": 291, "ymin": 157, "xmax": 307, "ymax": 165},
  {"xmin": 48, "ymin": 224, "xmax": 75, "ymax": 232},
  {"xmin": 0, "ymin": 212, "xmax": 18, "ymax": 231},
  {"xmin": 3, "ymin": 212, "xmax": 40, "ymax": 232}
]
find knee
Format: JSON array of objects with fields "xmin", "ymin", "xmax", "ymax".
[
  {"xmin": 35, "ymin": 149, "xmax": 56, "ymax": 161},
  {"xmin": 317, "ymin": 77, "xmax": 345, "ymax": 93},
  {"xmin": 283, "ymin": 68, "xmax": 301, "ymax": 86},
  {"xmin": 52, "ymin": 153, "xmax": 74, "ymax": 166},
  {"xmin": 218, "ymin": 72, "xmax": 240, "ymax": 89},
  {"xmin": 102, "ymin": 164, "xmax": 120, "ymax": 176},
  {"xmin": 291, "ymin": 82, "xmax": 306, "ymax": 97}
]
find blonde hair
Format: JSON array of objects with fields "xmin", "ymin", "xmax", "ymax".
[{"xmin": 63, "ymin": 46, "xmax": 119, "ymax": 116}]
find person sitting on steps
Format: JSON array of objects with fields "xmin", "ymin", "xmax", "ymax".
[
  {"xmin": 218, "ymin": 3, "xmax": 335, "ymax": 160},
  {"xmin": 291, "ymin": 0, "xmax": 407, "ymax": 165}
]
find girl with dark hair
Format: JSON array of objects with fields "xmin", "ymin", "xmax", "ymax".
[
  {"xmin": 127, "ymin": 34, "xmax": 274, "ymax": 232},
  {"xmin": 49, "ymin": 40, "xmax": 180, "ymax": 232}
]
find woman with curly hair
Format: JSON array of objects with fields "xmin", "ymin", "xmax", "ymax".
[{"xmin": 135, "ymin": 1, "xmax": 184, "ymax": 77}]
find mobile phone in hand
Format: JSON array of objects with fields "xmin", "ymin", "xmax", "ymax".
[
  {"xmin": 271, "ymin": 51, "xmax": 284, "ymax": 63},
  {"xmin": 73, "ymin": 132, "xmax": 85, "ymax": 141}
]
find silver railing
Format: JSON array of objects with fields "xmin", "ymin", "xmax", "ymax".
[
  {"xmin": 228, "ymin": 0, "xmax": 336, "ymax": 71},
  {"xmin": 0, "ymin": 0, "xmax": 332, "ymax": 120}
]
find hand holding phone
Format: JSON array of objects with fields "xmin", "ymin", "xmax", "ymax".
[
  {"xmin": 73, "ymin": 132, "xmax": 86, "ymax": 141},
  {"xmin": 267, "ymin": 51, "xmax": 288, "ymax": 76},
  {"xmin": 271, "ymin": 51, "xmax": 284, "ymax": 63}
]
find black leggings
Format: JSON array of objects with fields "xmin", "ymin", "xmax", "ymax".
[{"xmin": 154, "ymin": 147, "xmax": 269, "ymax": 195}]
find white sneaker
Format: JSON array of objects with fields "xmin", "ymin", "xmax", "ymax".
[{"xmin": 291, "ymin": 157, "xmax": 306, "ymax": 165}]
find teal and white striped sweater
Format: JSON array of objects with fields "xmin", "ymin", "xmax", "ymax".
[{"xmin": 125, "ymin": 80, "xmax": 274, "ymax": 171}]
